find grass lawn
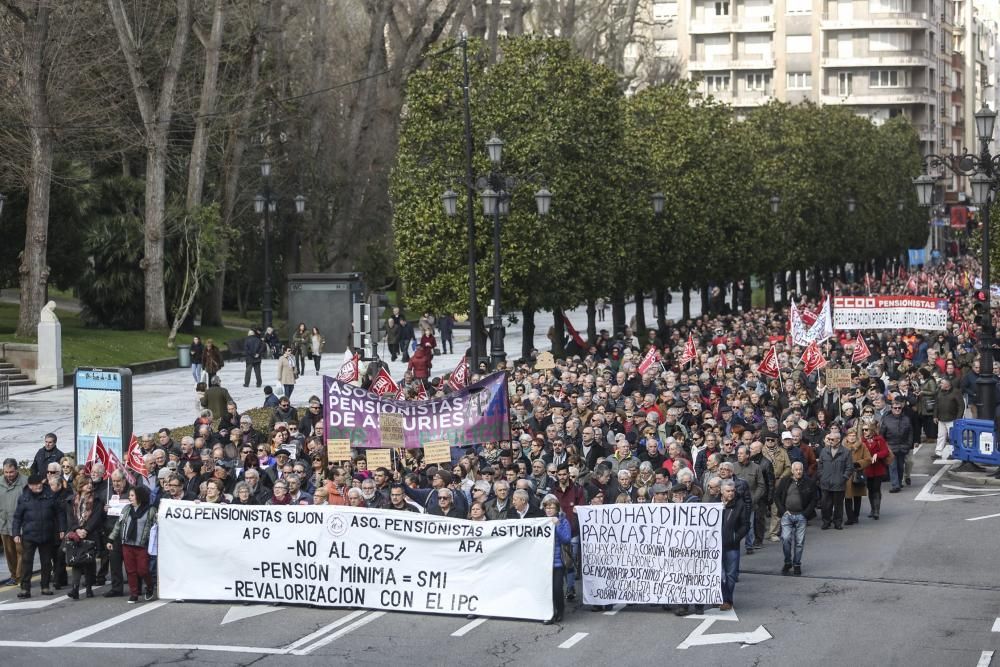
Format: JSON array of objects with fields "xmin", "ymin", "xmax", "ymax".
[{"xmin": 0, "ymin": 302, "xmax": 242, "ymax": 370}]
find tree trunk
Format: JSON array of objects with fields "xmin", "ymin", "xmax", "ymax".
[
  {"xmin": 700, "ymin": 285, "xmax": 710, "ymax": 316},
  {"xmin": 779, "ymin": 271, "xmax": 788, "ymax": 304},
  {"xmin": 633, "ymin": 289, "xmax": 647, "ymax": 336},
  {"xmin": 586, "ymin": 298, "xmax": 597, "ymax": 342},
  {"xmin": 15, "ymin": 3, "xmax": 53, "ymax": 339},
  {"xmin": 611, "ymin": 290, "xmax": 626, "ymax": 335},
  {"xmin": 185, "ymin": 0, "xmax": 225, "ymax": 210},
  {"xmin": 682, "ymin": 284, "xmax": 691, "ymax": 320},
  {"xmin": 730, "ymin": 281, "xmax": 739, "ymax": 312},
  {"xmin": 108, "ymin": 0, "xmax": 193, "ymax": 330},
  {"xmin": 521, "ymin": 304, "xmax": 535, "ymax": 361},
  {"xmin": 654, "ymin": 287, "xmax": 667, "ymax": 329},
  {"xmin": 742, "ymin": 274, "xmax": 753, "ymax": 312},
  {"xmin": 764, "ymin": 273, "xmax": 775, "ymax": 309},
  {"xmin": 798, "ymin": 269, "xmax": 808, "ymax": 295},
  {"xmin": 551, "ymin": 308, "xmax": 566, "ymax": 357}
]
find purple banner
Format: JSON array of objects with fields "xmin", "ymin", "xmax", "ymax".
[{"xmin": 323, "ymin": 372, "xmax": 511, "ymax": 448}]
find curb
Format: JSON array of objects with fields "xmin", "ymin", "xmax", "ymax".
[{"xmin": 942, "ymin": 469, "xmax": 1000, "ymax": 487}]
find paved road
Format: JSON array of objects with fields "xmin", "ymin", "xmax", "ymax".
[{"xmin": 1, "ymin": 448, "xmax": 997, "ymax": 666}]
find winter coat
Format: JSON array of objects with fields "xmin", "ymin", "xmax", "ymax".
[
  {"xmin": 880, "ymin": 412, "xmax": 914, "ymax": 453},
  {"xmin": 12, "ymin": 487, "xmax": 66, "ymax": 543},
  {"xmin": 721, "ymin": 498, "xmax": 749, "ymax": 550},
  {"xmin": 203, "ymin": 345, "xmax": 224, "ymax": 375},
  {"xmin": 552, "ymin": 482, "xmax": 587, "ymax": 535},
  {"xmin": 201, "ymin": 386, "xmax": 233, "ymax": 422},
  {"xmin": 774, "ymin": 475, "xmax": 818, "ymax": 517},
  {"xmin": 108, "ymin": 504, "xmax": 158, "ymax": 548},
  {"xmin": 65, "ymin": 493, "xmax": 106, "ymax": 542},
  {"xmin": 763, "ymin": 444, "xmax": 792, "ymax": 482},
  {"xmin": 934, "ymin": 386, "xmax": 965, "ymax": 422},
  {"xmin": 862, "ymin": 434, "xmax": 892, "ymax": 481},
  {"xmin": 277, "ymin": 355, "xmax": 297, "ymax": 385},
  {"xmin": 0, "ymin": 472, "xmax": 28, "ymax": 534},
  {"xmin": 30, "ymin": 446, "xmax": 65, "ymax": 477},
  {"xmin": 733, "ymin": 460, "xmax": 765, "ymax": 504},
  {"xmin": 551, "ymin": 514, "xmax": 572, "ymax": 568},
  {"xmin": 917, "ymin": 377, "xmax": 938, "ymax": 416},
  {"xmin": 190, "ymin": 341, "xmax": 205, "ymax": 365},
  {"xmin": 292, "ymin": 330, "xmax": 309, "ymax": 356},
  {"xmin": 244, "ymin": 334, "xmax": 266, "ymax": 361},
  {"xmin": 817, "ymin": 445, "xmax": 852, "ymax": 492},
  {"xmin": 407, "ymin": 347, "xmax": 433, "ymax": 380},
  {"xmin": 845, "ymin": 442, "xmax": 869, "ymax": 497}
]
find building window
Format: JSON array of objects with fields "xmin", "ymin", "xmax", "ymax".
[
  {"xmin": 869, "ymin": 31, "xmax": 910, "ymax": 51},
  {"xmin": 785, "ymin": 0, "xmax": 811, "ymax": 13},
  {"xmin": 869, "ymin": 69, "xmax": 901, "ymax": 87},
  {"xmin": 715, "ymin": 1, "xmax": 730, "ymax": 16},
  {"xmin": 786, "ymin": 35, "xmax": 812, "ymax": 54},
  {"xmin": 705, "ymin": 74, "xmax": 731, "ymax": 92},
  {"xmin": 787, "ymin": 72, "xmax": 812, "ymax": 89},
  {"xmin": 746, "ymin": 73, "xmax": 771, "ymax": 91},
  {"xmin": 838, "ymin": 72, "xmax": 853, "ymax": 95},
  {"xmin": 869, "ymin": 0, "xmax": 910, "ymax": 12}
]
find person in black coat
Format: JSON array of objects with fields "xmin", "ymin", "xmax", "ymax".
[
  {"xmin": 12, "ymin": 474, "xmax": 66, "ymax": 598},
  {"xmin": 30, "ymin": 433, "xmax": 64, "ymax": 477},
  {"xmin": 63, "ymin": 475, "xmax": 105, "ymax": 599},
  {"xmin": 243, "ymin": 329, "xmax": 266, "ymax": 388},
  {"xmin": 720, "ymin": 479, "xmax": 749, "ymax": 611}
]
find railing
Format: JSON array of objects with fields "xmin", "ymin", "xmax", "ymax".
[{"xmin": 0, "ymin": 375, "xmax": 8, "ymax": 414}]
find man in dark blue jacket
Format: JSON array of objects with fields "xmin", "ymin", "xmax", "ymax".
[
  {"xmin": 12, "ymin": 474, "xmax": 65, "ymax": 598},
  {"xmin": 720, "ymin": 479, "xmax": 749, "ymax": 611},
  {"xmin": 29, "ymin": 433, "xmax": 64, "ymax": 477}
]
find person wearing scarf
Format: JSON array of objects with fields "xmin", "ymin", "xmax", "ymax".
[
  {"xmin": 64, "ymin": 475, "xmax": 105, "ymax": 599},
  {"xmin": 106, "ymin": 485, "xmax": 157, "ymax": 603}
]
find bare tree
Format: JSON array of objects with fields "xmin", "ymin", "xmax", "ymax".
[{"xmin": 107, "ymin": 0, "xmax": 193, "ymax": 330}]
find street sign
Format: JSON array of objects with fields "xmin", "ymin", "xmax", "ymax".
[{"xmin": 73, "ymin": 367, "xmax": 133, "ymax": 464}]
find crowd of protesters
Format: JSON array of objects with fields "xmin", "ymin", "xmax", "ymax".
[{"xmin": 1, "ymin": 255, "xmax": 990, "ymax": 623}]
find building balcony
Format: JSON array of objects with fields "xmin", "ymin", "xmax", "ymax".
[
  {"xmin": 733, "ymin": 17, "xmax": 775, "ymax": 32},
  {"xmin": 732, "ymin": 90, "xmax": 775, "ymax": 107},
  {"xmin": 689, "ymin": 20, "xmax": 734, "ymax": 34},
  {"xmin": 689, "ymin": 57, "xmax": 774, "ymax": 71},
  {"xmin": 821, "ymin": 49, "xmax": 935, "ymax": 68},
  {"xmin": 820, "ymin": 12, "xmax": 933, "ymax": 31},
  {"xmin": 819, "ymin": 86, "xmax": 936, "ymax": 106}
]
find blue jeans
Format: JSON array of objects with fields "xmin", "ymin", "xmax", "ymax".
[
  {"xmin": 889, "ymin": 450, "xmax": 907, "ymax": 490},
  {"xmin": 780, "ymin": 512, "xmax": 807, "ymax": 566},
  {"xmin": 191, "ymin": 363, "xmax": 203, "ymax": 384},
  {"xmin": 745, "ymin": 509, "xmax": 755, "ymax": 549},
  {"xmin": 721, "ymin": 548, "xmax": 741, "ymax": 604}
]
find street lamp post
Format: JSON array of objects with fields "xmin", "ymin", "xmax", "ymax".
[
  {"xmin": 914, "ymin": 104, "xmax": 998, "ymax": 422},
  {"xmin": 254, "ymin": 158, "xmax": 305, "ymax": 331}
]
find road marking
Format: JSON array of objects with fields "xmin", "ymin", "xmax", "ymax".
[
  {"xmin": 941, "ymin": 485, "xmax": 1000, "ymax": 493},
  {"xmin": 0, "ymin": 594, "xmax": 69, "ymax": 611},
  {"xmin": 992, "ymin": 618, "xmax": 1000, "ymax": 632},
  {"xmin": 221, "ymin": 604, "xmax": 283, "ymax": 625},
  {"xmin": 977, "ymin": 650, "xmax": 993, "ymax": 667},
  {"xmin": 282, "ymin": 610, "xmax": 368, "ymax": 651},
  {"xmin": 291, "ymin": 611, "xmax": 385, "ymax": 656},
  {"xmin": 603, "ymin": 603, "xmax": 626, "ymax": 616},
  {"xmin": 914, "ymin": 463, "xmax": 966, "ymax": 502},
  {"xmin": 558, "ymin": 632, "xmax": 588, "ymax": 649},
  {"xmin": 47, "ymin": 600, "xmax": 169, "ymax": 645},
  {"xmin": 687, "ymin": 608, "xmax": 738, "ymax": 622},
  {"xmin": 677, "ymin": 618, "xmax": 771, "ymax": 649},
  {"xmin": 967, "ymin": 513, "xmax": 1000, "ymax": 522},
  {"xmin": 75, "ymin": 641, "xmax": 286, "ymax": 654},
  {"xmin": 451, "ymin": 617, "xmax": 487, "ymax": 637}
]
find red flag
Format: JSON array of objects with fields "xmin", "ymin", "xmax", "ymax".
[
  {"xmin": 756, "ymin": 346, "xmax": 780, "ymax": 379},
  {"xmin": 851, "ymin": 333, "xmax": 871, "ymax": 365},
  {"xmin": 337, "ymin": 354, "xmax": 360, "ymax": 383},
  {"xmin": 125, "ymin": 434, "xmax": 147, "ymax": 477},
  {"xmin": 370, "ymin": 367, "xmax": 399, "ymax": 397},
  {"xmin": 637, "ymin": 346, "xmax": 660, "ymax": 375},
  {"xmin": 906, "ymin": 276, "xmax": 918, "ymax": 293},
  {"xmin": 108, "ymin": 447, "xmax": 135, "ymax": 486},
  {"xmin": 800, "ymin": 341, "xmax": 828, "ymax": 375},
  {"xmin": 84, "ymin": 435, "xmax": 110, "ymax": 477},
  {"xmin": 679, "ymin": 334, "xmax": 698, "ymax": 366},
  {"xmin": 448, "ymin": 355, "xmax": 469, "ymax": 391},
  {"xmin": 414, "ymin": 383, "xmax": 428, "ymax": 400},
  {"xmin": 865, "ymin": 273, "xmax": 872, "ymax": 296},
  {"xmin": 562, "ymin": 314, "xmax": 587, "ymax": 349},
  {"xmin": 714, "ymin": 352, "xmax": 729, "ymax": 376}
]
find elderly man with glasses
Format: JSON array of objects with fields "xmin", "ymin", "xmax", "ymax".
[{"xmin": 881, "ymin": 397, "xmax": 914, "ymax": 491}]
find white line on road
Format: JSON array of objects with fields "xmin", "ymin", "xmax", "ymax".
[
  {"xmin": 992, "ymin": 618, "xmax": 1000, "ymax": 632},
  {"xmin": 451, "ymin": 618, "xmax": 487, "ymax": 637},
  {"xmin": 966, "ymin": 513, "xmax": 1000, "ymax": 522},
  {"xmin": 283, "ymin": 610, "xmax": 368, "ymax": 651},
  {"xmin": 977, "ymin": 650, "xmax": 993, "ymax": 667},
  {"xmin": 292, "ymin": 611, "xmax": 385, "ymax": 656},
  {"xmin": 47, "ymin": 600, "xmax": 169, "ymax": 645},
  {"xmin": 74, "ymin": 641, "xmax": 287, "ymax": 654},
  {"xmin": 603, "ymin": 603, "xmax": 626, "ymax": 616},
  {"xmin": 941, "ymin": 485, "xmax": 1000, "ymax": 493},
  {"xmin": 558, "ymin": 632, "xmax": 588, "ymax": 649},
  {"xmin": 914, "ymin": 463, "xmax": 962, "ymax": 502}
]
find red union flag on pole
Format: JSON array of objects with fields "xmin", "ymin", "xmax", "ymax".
[
  {"xmin": 337, "ymin": 353, "xmax": 360, "ymax": 383},
  {"xmin": 800, "ymin": 341, "xmax": 827, "ymax": 375},
  {"xmin": 370, "ymin": 367, "xmax": 399, "ymax": 397},
  {"xmin": 756, "ymin": 346, "xmax": 780, "ymax": 379},
  {"xmin": 448, "ymin": 355, "xmax": 469, "ymax": 391},
  {"xmin": 84, "ymin": 435, "xmax": 111, "ymax": 476},
  {"xmin": 679, "ymin": 334, "xmax": 698, "ymax": 366},
  {"xmin": 637, "ymin": 347, "xmax": 660, "ymax": 375},
  {"xmin": 125, "ymin": 433, "xmax": 147, "ymax": 478},
  {"xmin": 851, "ymin": 333, "xmax": 871, "ymax": 364}
]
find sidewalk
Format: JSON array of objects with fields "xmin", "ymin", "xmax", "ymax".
[{"xmin": 0, "ymin": 294, "xmax": 704, "ymax": 465}]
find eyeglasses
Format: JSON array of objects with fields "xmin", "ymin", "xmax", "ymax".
[{"xmin": 47, "ymin": 470, "xmax": 59, "ymax": 474}]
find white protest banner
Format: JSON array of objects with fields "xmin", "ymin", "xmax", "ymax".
[
  {"xmin": 575, "ymin": 503, "xmax": 723, "ymax": 607},
  {"xmin": 832, "ymin": 295, "xmax": 949, "ymax": 331},
  {"xmin": 158, "ymin": 501, "xmax": 553, "ymax": 621}
]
